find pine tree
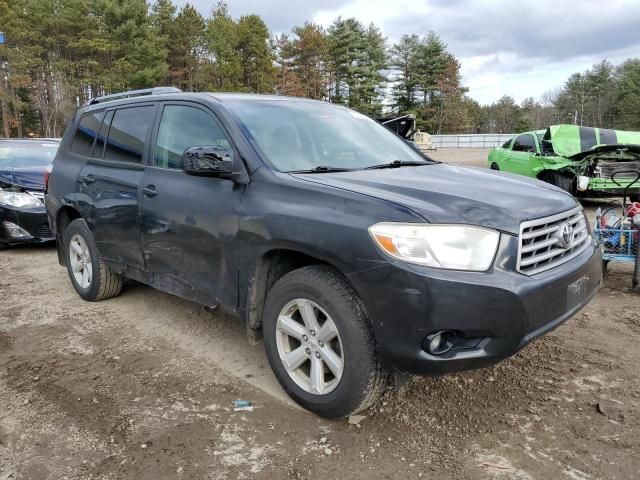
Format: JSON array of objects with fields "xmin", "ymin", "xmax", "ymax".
[
  {"xmin": 276, "ymin": 23, "xmax": 328, "ymax": 99},
  {"xmin": 327, "ymin": 18, "xmax": 386, "ymax": 115},
  {"xmin": 206, "ymin": 2, "xmax": 241, "ymax": 91},
  {"xmin": 171, "ymin": 4, "xmax": 207, "ymax": 91},
  {"xmin": 235, "ymin": 14, "xmax": 275, "ymax": 93},
  {"xmin": 96, "ymin": 0, "xmax": 168, "ymax": 91},
  {"xmin": 150, "ymin": 0, "xmax": 177, "ymax": 86},
  {"xmin": 390, "ymin": 34, "xmax": 421, "ymax": 112},
  {"xmin": 614, "ymin": 59, "xmax": 640, "ymax": 130}
]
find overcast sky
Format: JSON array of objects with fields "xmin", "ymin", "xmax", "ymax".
[{"xmin": 176, "ymin": 0, "xmax": 639, "ymax": 105}]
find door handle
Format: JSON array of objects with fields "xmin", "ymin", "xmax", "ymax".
[
  {"xmin": 80, "ymin": 174, "xmax": 95, "ymax": 185},
  {"xmin": 141, "ymin": 185, "xmax": 158, "ymax": 197}
]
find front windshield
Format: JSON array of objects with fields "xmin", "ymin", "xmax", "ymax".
[
  {"xmin": 225, "ymin": 100, "xmax": 431, "ymax": 172},
  {"xmin": 0, "ymin": 141, "xmax": 59, "ymax": 168}
]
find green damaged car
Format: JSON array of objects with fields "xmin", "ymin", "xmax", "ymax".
[{"xmin": 488, "ymin": 124, "xmax": 640, "ymax": 201}]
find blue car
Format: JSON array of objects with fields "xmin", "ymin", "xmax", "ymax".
[{"xmin": 0, "ymin": 139, "xmax": 59, "ymax": 249}]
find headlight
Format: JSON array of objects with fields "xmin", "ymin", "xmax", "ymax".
[
  {"xmin": 369, "ymin": 223, "xmax": 500, "ymax": 271},
  {"xmin": 0, "ymin": 191, "xmax": 43, "ymax": 208}
]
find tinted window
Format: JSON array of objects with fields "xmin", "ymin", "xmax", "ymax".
[
  {"xmin": 70, "ymin": 112, "xmax": 104, "ymax": 156},
  {"xmin": 154, "ymin": 105, "xmax": 230, "ymax": 170},
  {"xmin": 512, "ymin": 134, "xmax": 536, "ymax": 152},
  {"xmin": 93, "ymin": 110, "xmax": 113, "ymax": 159},
  {"xmin": 104, "ymin": 106, "xmax": 155, "ymax": 163}
]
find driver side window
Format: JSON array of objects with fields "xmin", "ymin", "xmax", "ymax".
[
  {"xmin": 512, "ymin": 134, "xmax": 536, "ymax": 153},
  {"xmin": 154, "ymin": 105, "xmax": 230, "ymax": 170}
]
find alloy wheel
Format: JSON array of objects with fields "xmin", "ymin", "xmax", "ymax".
[
  {"xmin": 275, "ymin": 298, "xmax": 344, "ymax": 395},
  {"xmin": 69, "ymin": 234, "xmax": 92, "ymax": 289}
]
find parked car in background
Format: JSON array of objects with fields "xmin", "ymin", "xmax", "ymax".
[
  {"xmin": 488, "ymin": 124, "xmax": 640, "ymax": 201},
  {"xmin": 46, "ymin": 89, "xmax": 601, "ymax": 417},
  {"xmin": 0, "ymin": 139, "xmax": 59, "ymax": 249}
]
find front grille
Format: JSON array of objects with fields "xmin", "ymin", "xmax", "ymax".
[
  {"xmin": 596, "ymin": 159, "xmax": 640, "ymax": 179},
  {"xmin": 517, "ymin": 206, "xmax": 591, "ymax": 276},
  {"xmin": 36, "ymin": 224, "xmax": 53, "ymax": 239}
]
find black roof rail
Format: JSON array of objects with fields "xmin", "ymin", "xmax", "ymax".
[{"xmin": 84, "ymin": 87, "xmax": 182, "ymax": 106}]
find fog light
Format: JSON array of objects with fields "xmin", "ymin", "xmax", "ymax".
[
  {"xmin": 2, "ymin": 221, "xmax": 32, "ymax": 240},
  {"xmin": 423, "ymin": 331, "xmax": 453, "ymax": 355}
]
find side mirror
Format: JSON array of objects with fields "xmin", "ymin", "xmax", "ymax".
[{"xmin": 182, "ymin": 145, "xmax": 234, "ymax": 176}]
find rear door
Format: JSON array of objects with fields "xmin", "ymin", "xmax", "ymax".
[
  {"xmin": 78, "ymin": 103, "xmax": 157, "ymax": 268},
  {"xmin": 138, "ymin": 102, "xmax": 242, "ymax": 307},
  {"xmin": 506, "ymin": 134, "xmax": 537, "ymax": 176}
]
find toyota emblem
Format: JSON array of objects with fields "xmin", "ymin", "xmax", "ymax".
[{"xmin": 559, "ymin": 222, "xmax": 574, "ymax": 248}]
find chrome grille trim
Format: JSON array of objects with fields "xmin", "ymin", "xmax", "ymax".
[{"xmin": 517, "ymin": 206, "xmax": 591, "ymax": 276}]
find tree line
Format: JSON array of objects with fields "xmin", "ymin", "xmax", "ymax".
[{"xmin": 1, "ymin": 0, "xmax": 640, "ymax": 138}]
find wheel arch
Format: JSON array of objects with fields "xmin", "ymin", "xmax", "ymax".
[
  {"xmin": 244, "ymin": 246, "xmax": 350, "ymax": 331},
  {"xmin": 55, "ymin": 206, "xmax": 82, "ymax": 265}
]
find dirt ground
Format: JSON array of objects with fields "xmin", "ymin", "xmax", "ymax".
[{"xmin": 1, "ymin": 149, "xmax": 639, "ymax": 480}]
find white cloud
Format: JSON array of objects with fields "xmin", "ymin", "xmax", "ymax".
[{"xmin": 174, "ymin": 0, "xmax": 640, "ymax": 105}]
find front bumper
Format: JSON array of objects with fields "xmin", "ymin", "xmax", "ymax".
[
  {"xmin": 347, "ymin": 234, "xmax": 602, "ymax": 375},
  {"xmin": 0, "ymin": 204, "xmax": 54, "ymax": 245},
  {"xmin": 586, "ymin": 177, "xmax": 640, "ymax": 195}
]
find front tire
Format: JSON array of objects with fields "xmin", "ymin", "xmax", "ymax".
[
  {"xmin": 539, "ymin": 171, "xmax": 574, "ymax": 194},
  {"xmin": 63, "ymin": 219, "xmax": 123, "ymax": 301},
  {"xmin": 262, "ymin": 265, "xmax": 389, "ymax": 418},
  {"xmin": 0, "ymin": 242, "xmax": 8, "ymax": 251}
]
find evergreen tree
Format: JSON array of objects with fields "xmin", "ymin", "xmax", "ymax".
[
  {"xmin": 614, "ymin": 59, "xmax": 640, "ymax": 130},
  {"xmin": 171, "ymin": 4, "xmax": 207, "ymax": 91},
  {"xmin": 276, "ymin": 23, "xmax": 328, "ymax": 99},
  {"xmin": 206, "ymin": 2, "xmax": 241, "ymax": 91},
  {"xmin": 327, "ymin": 18, "xmax": 387, "ymax": 116},
  {"xmin": 96, "ymin": 0, "xmax": 167, "ymax": 91},
  {"xmin": 390, "ymin": 34, "xmax": 421, "ymax": 112},
  {"xmin": 150, "ymin": 0, "xmax": 177, "ymax": 86},
  {"xmin": 235, "ymin": 14, "xmax": 276, "ymax": 93}
]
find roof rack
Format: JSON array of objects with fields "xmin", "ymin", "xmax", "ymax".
[{"xmin": 84, "ymin": 87, "xmax": 182, "ymax": 106}]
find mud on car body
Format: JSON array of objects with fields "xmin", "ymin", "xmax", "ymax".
[
  {"xmin": 488, "ymin": 124, "xmax": 640, "ymax": 201},
  {"xmin": 0, "ymin": 139, "xmax": 59, "ymax": 249},
  {"xmin": 46, "ymin": 88, "xmax": 602, "ymax": 417}
]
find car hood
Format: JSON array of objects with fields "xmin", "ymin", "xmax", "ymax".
[
  {"xmin": 568, "ymin": 143, "xmax": 640, "ymax": 161},
  {"xmin": 0, "ymin": 166, "xmax": 48, "ymax": 190},
  {"xmin": 545, "ymin": 124, "xmax": 640, "ymax": 158},
  {"xmin": 291, "ymin": 164, "xmax": 578, "ymax": 234}
]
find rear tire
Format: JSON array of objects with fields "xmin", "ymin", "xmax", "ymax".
[
  {"xmin": 539, "ymin": 171, "xmax": 574, "ymax": 194},
  {"xmin": 63, "ymin": 219, "xmax": 123, "ymax": 301},
  {"xmin": 262, "ymin": 265, "xmax": 389, "ymax": 418},
  {"xmin": 0, "ymin": 242, "xmax": 8, "ymax": 251},
  {"xmin": 490, "ymin": 163, "xmax": 499, "ymax": 170}
]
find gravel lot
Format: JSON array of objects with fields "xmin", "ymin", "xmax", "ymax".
[{"xmin": 1, "ymin": 149, "xmax": 639, "ymax": 479}]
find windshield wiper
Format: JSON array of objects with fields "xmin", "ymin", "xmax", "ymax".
[
  {"xmin": 364, "ymin": 160, "xmax": 429, "ymax": 170},
  {"xmin": 288, "ymin": 165, "xmax": 354, "ymax": 173}
]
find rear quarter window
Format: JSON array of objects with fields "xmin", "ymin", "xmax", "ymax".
[{"xmin": 70, "ymin": 112, "xmax": 105, "ymax": 156}]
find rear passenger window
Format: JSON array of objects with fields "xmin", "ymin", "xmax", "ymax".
[
  {"xmin": 104, "ymin": 106, "xmax": 155, "ymax": 163},
  {"xmin": 154, "ymin": 105, "xmax": 230, "ymax": 170},
  {"xmin": 70, "ymin": 112, "xmax": 104, "ymax": 156}
]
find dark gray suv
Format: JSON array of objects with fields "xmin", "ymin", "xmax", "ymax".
[{"xmin": 45, "ymin": 87, "xmax": 602, "ymax": 417}]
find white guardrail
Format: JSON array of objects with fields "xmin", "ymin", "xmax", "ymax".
[{"xmin": 430, "ymin": 134, "xmax": 514, "ymax": 149}]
